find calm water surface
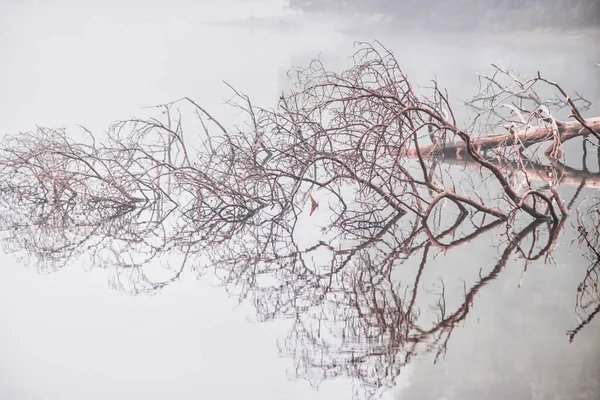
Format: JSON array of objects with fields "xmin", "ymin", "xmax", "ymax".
[{"xmin": 0, "ymin": 1, "xmax": 598, "ymax": 399}]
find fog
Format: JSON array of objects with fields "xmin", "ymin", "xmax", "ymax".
[{"xmin": 0, "ymin": 1, "xmax": 598, "ymax": 399}]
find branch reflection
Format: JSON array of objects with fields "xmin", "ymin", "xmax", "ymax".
[
  {"xmin": 569, "ymin": 198, "xmax": 600, "ymax": 342},
  {"xmin": 210, "ymin": 200, "xmax": 570, "ymax": 397}
]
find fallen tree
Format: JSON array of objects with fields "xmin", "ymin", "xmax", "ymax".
[
  {"xmin": 404, "ymin": 117, "xmax": 600, "ymax": 159},
  {"xmin": 0, "ymin": 42, "xmax": 597, "ymax": 269}
]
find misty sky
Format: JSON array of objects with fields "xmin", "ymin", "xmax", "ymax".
[{"xmin": 0, "ymin": 1, "xmax": 598, "ymax": 399}]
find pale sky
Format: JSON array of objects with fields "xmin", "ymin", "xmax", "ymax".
[{"xmin": 0, "ymin": 1, "xmax": 598, "ymax": 399}]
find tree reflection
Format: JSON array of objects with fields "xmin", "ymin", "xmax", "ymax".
[
  {"xmin": 569, "ymin": 199, "xmax": 600, "ymax": 342},
  {"xmin": 209, "ymin": 196, "xmax": 574, "ymax": 398}
]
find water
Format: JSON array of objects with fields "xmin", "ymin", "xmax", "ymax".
[{"xmin": 0, "ymin": 1, "xmax": 598, "ymax": 399}]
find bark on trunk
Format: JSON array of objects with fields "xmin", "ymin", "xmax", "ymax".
[{"xmin": 405, "ymin": 117, "xmax": 600, "ymax": 159}]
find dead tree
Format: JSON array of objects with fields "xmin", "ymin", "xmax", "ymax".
[
  {"xmin": 2, "ymin": 43, "xmax": 593, "ymax": 263},
  {"xmin": 168, "ymin": 42, "xmax": 598, "ymax": 244},
  {"xmin": 0, "ymin": 41, "xmax": 596, "ymax": 290}
]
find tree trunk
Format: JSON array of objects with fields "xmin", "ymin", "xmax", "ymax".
[{"xmin": 405, "ymin": 117, "xmax": 600, "ymax": 159}]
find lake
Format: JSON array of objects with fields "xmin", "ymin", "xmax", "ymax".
[{"xmin": 0, "ymin": 1, "xmax": 598, "ymax": 399}]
